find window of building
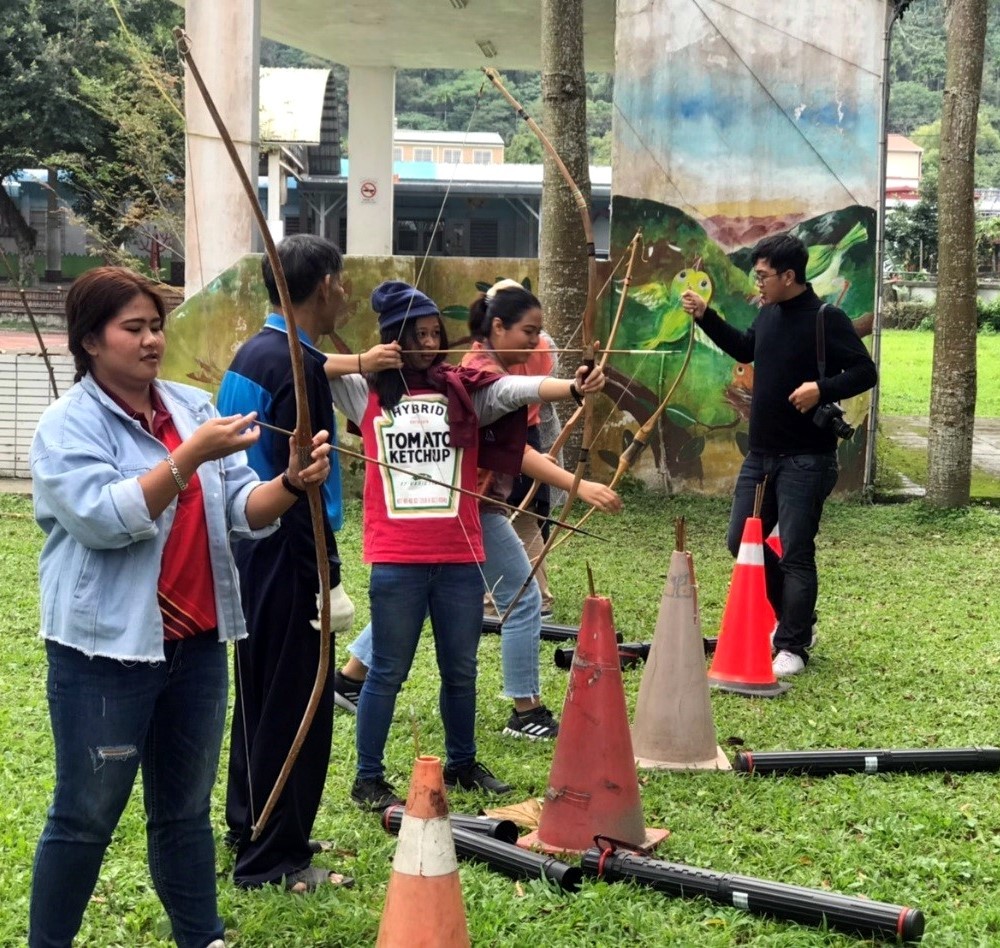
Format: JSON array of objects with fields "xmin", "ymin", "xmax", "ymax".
[
  {"xmin": 284, "ymin": 215, "xmax": 301, "ymax": 235},
  {"xmin": 442, "ymin": 148, "xmax": 463, "ymax": 164},
  {"xmin": 469, "ymin": 219, "xmax": 499, "ymax": 257},
  {"xmin": 395, "ymin": 219, "xmax": 444, "ymax": 255},
  {"xmin": 472, "ymin": 150, "xmax": 493, "ymax": 165},
  {"xmin": 413, "ymin": 147, "xmax": 433, "ymax": 163},
  {"xmin": 392, "ymin": 147, "xmax": 403, "ymax": 162}
]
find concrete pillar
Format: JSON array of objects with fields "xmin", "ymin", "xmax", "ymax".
[
  {"xmin": 183, "ymin": 0, "xmax": 261, "ymax": 297},
  {"xmin": 346, "ymin": 67, "xmax": 395, "ymax": 255},
  {"xmin": 267, "ymin": 150, "xmax": 285, "ymax": 243}
]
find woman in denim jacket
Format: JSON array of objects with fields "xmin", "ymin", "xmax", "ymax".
[{"xmin": 27, "ymin": 267, "xmax": 332, "ymax": 948}]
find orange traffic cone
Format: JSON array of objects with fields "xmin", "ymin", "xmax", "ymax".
[
  {"xmin": 633, "ymin": 519, "xmax": 730, "ymax": 769},
  {"xmin": 519, "ymin": 575, "xmax": 668, "ymax": 854},
  {"xmin": 766, "ymin": 523, "xmax": 783, "ymax": 558},
  {"xmin": 376, "ymin": 756, "xmax": 470, "ymax": 947},
  {"xmin": 707, "ymin": 513, "xmax": 788, "ymax": 697}
]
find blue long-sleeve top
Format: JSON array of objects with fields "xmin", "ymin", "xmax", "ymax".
[{"xmin": 30, "ymin": 375, "xmax": 275, "ymax": 661}]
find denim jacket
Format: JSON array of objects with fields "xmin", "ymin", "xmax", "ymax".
[{"xmin": 30, "ymin": 375, "xmax": 277, "ymax": 661}]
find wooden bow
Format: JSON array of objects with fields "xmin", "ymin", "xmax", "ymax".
[
  {"xmin": 173, "ymin": 28, "xmax": 332, "ymax": 842},
  {"xmin": 483, "ymin": 68, "xmax": 622, "ymax": 626},
  {"xmin": 493, "ymin": 231, "xmax": 643, "ymax": 625},
  {"xmin": 549, "ymin": 314, "xmax": 698, "ymax": 550},
  {"xmin": 482, "ymin": 67, "xmax": 598, "ymax": 455}
]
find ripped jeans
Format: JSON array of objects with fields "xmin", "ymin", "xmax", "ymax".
[{"xmin": 29, "ymin": 636, "xmax": 227, "ymax": 948}]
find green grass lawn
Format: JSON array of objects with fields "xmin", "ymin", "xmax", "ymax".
[
  {"xmin": 877, "ymin": 330, "xmax": 1000, "ymax": 417},
  {"xmin": 4, "ymin": 488, "xmax": 1000, "ymax": 946},
  {"xmin": 876, "ymin": 330, "xmax": 1000, "ymax": 496}
]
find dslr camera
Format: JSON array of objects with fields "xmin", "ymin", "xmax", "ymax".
[{"xmin": 813, "ymin": 402, "xmax": 854, "ymax": 440}]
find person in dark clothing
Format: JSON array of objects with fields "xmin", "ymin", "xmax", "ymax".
[
  {"xmin": 218, "ymin": 235, "xmax": 357, "ymax": 893},
  {"xmin": 681, "ymin": 233, "xmax": 877, "ymax": 677}
]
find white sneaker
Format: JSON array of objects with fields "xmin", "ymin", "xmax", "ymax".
[
  {"xmin": 206, "ymin": 941, "xmax": 226, "ymax": 948},
  {"xmin": 772, "ymin": 650, "xmax": 806, "ymax": 677}
]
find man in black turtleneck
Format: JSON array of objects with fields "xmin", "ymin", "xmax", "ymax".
[{"xmin": 681, "ymin": 233, "xmax": 877, "ymax": 677}]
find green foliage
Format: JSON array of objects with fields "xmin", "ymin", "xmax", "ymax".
[
  {"xmin": 882, "ymin": 300, "xmax": 935, "ymax": 329},
  {"xmin": 975, "ymin": 215, "xmax": 1000, "ymax": 273},
  {"xmin": 889, "ymin": 0, "xmax": 1000, "ymax": 143},
  {"xmin": 505, "ymin": 130, "xmax": 544, "ymax": 164},
  {"xmin": 885, "ymin": 200, "xmax": 939, "ymax": 272},
  {"xmin": 909, "ymin": 112, "xmax": 1000, "ymax": 190},
  {"xmin": 977, "ymin": 294, "xmax": 1000, "ymax": 332},
  {"xmin": 1, "ymin": 0, "xmax": 184, "ymax": 263},
  {"xmin": 888, "ymin": 80, "xmax": 942, "ymax": 134}
]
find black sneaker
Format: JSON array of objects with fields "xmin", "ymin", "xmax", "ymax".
[
  {"xmin": 443, "ymin": 760, "xmax": 513, "ymax": 795},
  {"xmin": 351, "ymin": 776, "xmax": 404, "ymax": 812},
  {"xmin": 502, "ymin": 705, "xmax": 559, "ymax": 741},
  {"xmin": 334, "ymin": 670, "xmax": 363, "ymax": 714}
]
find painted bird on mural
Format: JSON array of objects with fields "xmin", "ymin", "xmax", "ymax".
[
  {"xmin": 724, "ymin": 362, "xmax": 754, "ymax": 421},
  {"xmin": 638, "ymin": 263, "xmax": 715, "ymax": 350},
  {"xmin": 806, "ymin": 221, "xmax": 868, "ymax": 305}
]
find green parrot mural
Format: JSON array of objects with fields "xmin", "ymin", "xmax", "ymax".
[
  {"xmin": 594, "ymin": 197, "xmax": 876, "ymax": 490},
  {"xmin": 637, "ymin": 260, "xmax": 714, "ymax": 349},
  {"xmin": 806, "ymin": 221, "xmax": 869, "ymax": 305}
]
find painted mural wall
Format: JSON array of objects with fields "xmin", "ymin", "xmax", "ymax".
[{"xmin": 600, "ymin": 0, "xmax": 886, "ymax": 494}]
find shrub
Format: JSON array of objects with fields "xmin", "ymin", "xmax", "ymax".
[
  {"xmin": 882, "ymin": 301, "xmax": 934, "ymax": 329},
  {"xmin": 976, "ymin": 296, "xmax": 1000, "ymax": 333}
]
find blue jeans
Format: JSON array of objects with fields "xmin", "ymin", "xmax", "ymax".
[
  {"xmin": 481, "ymin": 510, "xmax": 542, "ymax": 699},
  {"xmin": 348, "ymin": 514, "xmax": 542, "ymax": 700},
  {"xmin": 727, "ymin": 451, "xmax": 839, "ymax": 662},
  {"xmin": 356, "ymin": 563, "xmax": 483, "ymax": 781},
  {"xmin": 30, "ymin": 637, "xmax": 227, "ymax": 948}
]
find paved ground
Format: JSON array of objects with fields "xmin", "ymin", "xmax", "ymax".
[{"xmin": 879, "ymin": 416, "xmax": 1000, "ymax": 497}]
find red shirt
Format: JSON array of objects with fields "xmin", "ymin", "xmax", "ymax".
[
  {"xmin": 359, "ymin": 386, "xmax": 484, "ymax": 564},
  {"xmin": 98, "ymin": 383, "xmax": 217, "ymax": 639}
]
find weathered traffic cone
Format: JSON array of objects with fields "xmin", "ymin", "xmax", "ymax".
[
  {"xmin": 707, "ymin": 510, "xmax": 788, "ymax": 698},
  {"xmin": 519, "ymin": 568, "xmax": 668, "ymax": 854},
  {"xmin": 376, "ymin": 756, "xmax": 470, "ymax": 947},
  {"xmin": 632, "ymin": 519, "xmax": 730, "ymax": 770}
]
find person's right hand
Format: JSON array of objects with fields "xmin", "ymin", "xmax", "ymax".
[
  {"xmin": 362, "ymin": 341, "xmax": 403, "ymax": 372},
  {"xmin": 578, "ymin": 480, "xmax": 622, "ymax": 513},
  {"xmin": 681, "ymin": 289, "xmax": 708, "ymax": 320},
  {"xmin": 186, "ymin": 413, "xmax": 261, "ymax": 464}
]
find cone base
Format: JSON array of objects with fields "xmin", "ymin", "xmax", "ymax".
[
  {"xmin": 709, "ymin": 678, "xmax": 789, "ymax": 698},
  {"xmin": 635, "ymin": 745, "xmax": 732, "ymax": 771},
  {"xmin": 517, "ymin": 826, "xmax": 669, "ymax": 856}
]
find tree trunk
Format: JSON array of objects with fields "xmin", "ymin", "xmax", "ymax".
[
  {"xmin": 44, "ymin": 167, "xmax": 62, "ymax": 282},
  {"xmin": 0, "ymin": 183, "xmax": 38, "ymax": 286},
  {"xmin": 540, "ymin": 0, "xmax": 591, "ymax": 354},
  {"xmin": 926, "ymin": 0, "xmax": 987, "ymax": 507}
]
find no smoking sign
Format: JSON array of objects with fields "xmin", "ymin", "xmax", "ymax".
[{"xmin": 360, "ymin": 179, "xmax": 378, "ymax": 202}]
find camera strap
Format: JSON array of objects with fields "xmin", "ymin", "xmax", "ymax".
[{"xmin": 816, "ymin": 303, "xmax": 829, "ymax": 380}]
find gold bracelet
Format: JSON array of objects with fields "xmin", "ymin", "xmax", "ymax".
[
  {"xmin": 165, "ymin": 454, "xmax": 187, "ymax": 492},
  {"xmin": 358, "ymin": 352, "xmax": 363, "ymax": 374}
]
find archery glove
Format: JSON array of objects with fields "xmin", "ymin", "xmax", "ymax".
[{"xmin": 310, "ymin": 582, "xmax": 355, "ymax": 635}]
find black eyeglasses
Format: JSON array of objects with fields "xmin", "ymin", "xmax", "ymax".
[{"xmin": 753, "ymin": 270, "xmax": 780, "ymax": 285}]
